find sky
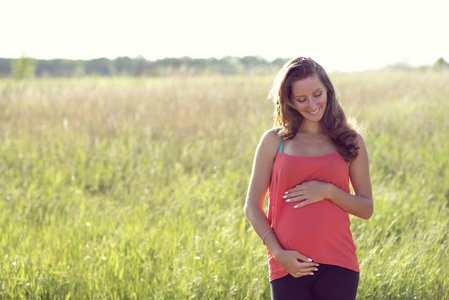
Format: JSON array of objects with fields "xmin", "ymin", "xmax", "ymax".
[{"xmin": 1, "ymin": 0, "xmax": 448, "ymax": 72}]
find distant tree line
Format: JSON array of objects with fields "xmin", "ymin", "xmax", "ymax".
[{"xmin": 0, "ymin": 56, "xmax": 291, "ymax": 78}]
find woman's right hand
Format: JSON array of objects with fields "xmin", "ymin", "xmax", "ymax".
[{"xmin": 273, "ymin": 250, "xmax": 319, "ymax": 278}]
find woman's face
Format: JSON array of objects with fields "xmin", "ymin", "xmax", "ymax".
[{"xmin": 290, "ymin": 75, "xmax": 327, "ymax": 123}]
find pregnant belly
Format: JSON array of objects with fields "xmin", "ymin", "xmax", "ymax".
[{"xmin": 274, "ymin": 199, "xmax": 351, "ymax": 259}]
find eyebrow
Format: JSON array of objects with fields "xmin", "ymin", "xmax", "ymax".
[{"xmin": 293, "ymin": 88, "xmax": 323, "ymax": 98}]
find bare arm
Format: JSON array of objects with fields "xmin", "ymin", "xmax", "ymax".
[
  {"xmin": 243, "ymin": 130, "xmax": 319, "ymax": 277},
  {"xmin": 243, "ymin": 129, "xmax": 281, "ymax": 251},
  {"xmin": 333, "ymin": 134, "xmax": 373, "ymax": 219},
  {"xmin": 284, "ymin": 134, "xmax": 373, "ymax": 220}
]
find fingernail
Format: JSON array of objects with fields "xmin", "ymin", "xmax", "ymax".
[
  {"xmin": 316, "ymin": 264, "xmax": 319, "ymax": 267},
  {"xmin": 286, "ymin": 199, "xmax": 290, "ymax": 202},
  {"xmin": 284, "ymin": 191, "xmax": 288, "ymax": 194},
  {"xmin": 310, "ymin": 273, "xmax": 314, "ymax": 276},
  {"xmin": 314, "ymin": 268, "xmax": 318, "ymax": 271},
  {"xmin": 308, "ymin": 258, "xmax": 313, "ymax": 262},
  {"xmin": 294, "ymin": 204, "xmax": 300, "ymax": 208},
  {"xmin": 283, "ymin": 195, "xmax": 287, "ymax": 199}
]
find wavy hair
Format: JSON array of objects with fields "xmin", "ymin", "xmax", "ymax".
[{"xmin": 268, "ymin": 57, "xmax": 359, "ymax": 161}]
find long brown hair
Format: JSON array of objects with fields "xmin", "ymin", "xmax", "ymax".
[{"xmin": 268, "ymin": 57, "xmax": 359, "ymax": 161}]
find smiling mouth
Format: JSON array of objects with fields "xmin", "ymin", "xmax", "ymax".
[{"xmin": 308, "ymin": 108, "xmax": 321, "ymax": 115}]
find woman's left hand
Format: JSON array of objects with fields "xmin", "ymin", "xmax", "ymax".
[{"xmin": 283, "ymin": 181, "xmax": 332, "ymax": 208}]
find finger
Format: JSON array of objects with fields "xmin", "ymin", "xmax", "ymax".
[
  {"xmin": 300, "ymin": 262, "xmax": 320, "ymax": 269},
  {"xmin": 285, "ymin": 184, "xmax": 304, "ymax": 194},
  {"xmin": 292, "ymin": 251, "xmax": 314, "ymax": 263},
  {"xmin": 292, "ymin": 270, "xmax": 311, "ymax": 278},
  {"xmin": 285, "ymin": 192, "xmax": 308, "ymax": 202},
  {"xmin": 285, "ymin": 196, "xmax": 304, "ymax": 203},
  {"xmin": 294, "ymin": 200, "xmax": 310, "ymax": 208},
  {"xmin": 283, "ymin": 190, "xmax": 300, "ymax": 199},
  {"xmin": 292, "ymin": 271, "xmax": 308, "ymax": 278},
  {"xmin": 286, "ymin": 197, "xmax": 304, "ymax": 203},
  {"xmin": 290, "ymin": 261, "xmax": 320, "ymax": 277},
  {"xmin": 292, "ymin": 267, "xmax": 319, "ymax": 277},
  {"xmin": 284, "ymin": 187, "xmax": 308, "ymax": 198}
]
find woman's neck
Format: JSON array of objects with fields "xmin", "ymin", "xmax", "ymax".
[{"xmin": 298, "ymin": 122, "xmax": 323, "ymax": 135}]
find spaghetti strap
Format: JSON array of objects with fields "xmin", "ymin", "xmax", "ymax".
[
  {"xmin": 279, "ymin": 136, "xmax": 283, "ymax": 153},
  {"xmin": 278, "ymin": 129, "xmax": 283, "ymax": 153}
]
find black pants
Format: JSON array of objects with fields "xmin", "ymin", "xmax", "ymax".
[{"xmin": 270, "ymin": 264, "xmax": 359, "ymax": 300}]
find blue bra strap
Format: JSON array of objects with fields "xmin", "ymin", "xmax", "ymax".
[
  {"xmin": 278, "ymin": 128, "xmax": 283, "ymax": 153},
  {"xmin": 279, "ymin": 136, "xmax": 283, "ymax": 153}
]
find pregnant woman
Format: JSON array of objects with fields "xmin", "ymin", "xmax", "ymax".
[{"xmin": 244, "ymin": 57, "xmax": 373, "ymax": 300}]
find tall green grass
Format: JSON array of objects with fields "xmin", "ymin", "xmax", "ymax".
[{"xmin": 0, "ymin": 71, "xmax": 448, "ymax": 299}]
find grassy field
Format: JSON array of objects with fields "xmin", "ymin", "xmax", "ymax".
[{"xmin": 0, "ymin": 70, "xmax": 448, "ymax": 299}]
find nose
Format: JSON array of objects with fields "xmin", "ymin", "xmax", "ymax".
[{"xmin": 308, "ymin": 99, "xmax": 318, "ymax": 110}]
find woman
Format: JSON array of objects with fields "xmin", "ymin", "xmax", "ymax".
[{"xmin": 243, "ymin": 57, "xmax": 373, "ymax": 300}]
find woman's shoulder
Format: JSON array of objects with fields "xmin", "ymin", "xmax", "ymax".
[
  {"xmin": 350, "ymin": 132, "xmax": 368, "ymax": 162},
  {"xmin": 256, "ymin": 128, "xmax": 282, "ymax": 156},
  {"xmin": 260, "ymin": 128, "xmax": 282, "ymax": 145},
  {"xmin": 355, "ymin": 132, "xmax": 367, "ymax": 148}
]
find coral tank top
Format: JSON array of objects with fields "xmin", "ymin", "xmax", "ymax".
[{"xmin": 267, "ymin": 150, "xmax": 359, "ymax": 281}]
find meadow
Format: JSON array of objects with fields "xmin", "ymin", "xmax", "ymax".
[{"xmin": 0, "ymin": 69, "xmax": 448, "ymax": 299}]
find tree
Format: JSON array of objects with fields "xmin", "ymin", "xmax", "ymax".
[
  {"xmin": 114, "ymin": 56, "xmax": 135, "ymax": 76},
  {"xmin": 85, "ymin": 58, "xmax": 115, "ymax": 76},
  {"xmin": 11, "ymin": 55, "xmax": 36, "ymax": 79},
  {"xmin": 433, "ymin": 58, "xmax": 448, "ymax": 70}
]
